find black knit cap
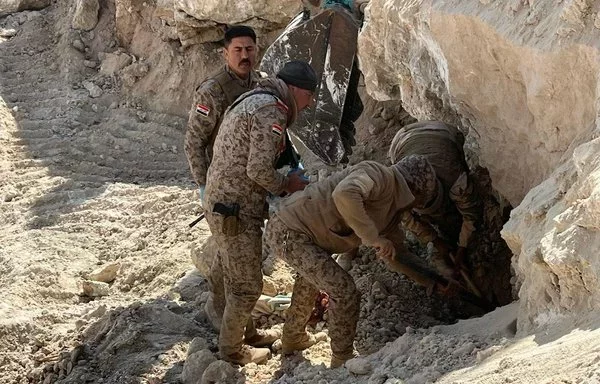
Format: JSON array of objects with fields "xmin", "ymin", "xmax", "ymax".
[{"xmin": 277, "ymin": 60, "xmax": 318, "ymax": 92}]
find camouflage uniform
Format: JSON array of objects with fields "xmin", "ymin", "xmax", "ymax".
[
  {"xmin": 184, "ymin": 65, "xmax": 262, "ymax": 186},
  {"xmin": 264, "ymin": 159, "xmax": 435, "ymax": 359},
  {"xmin": 184, "ymin": 65, "xmax": 262, "ymax": 326},
  {"xmin": 388, "ymin": 121, "xmax": 480, "ymax": 249},
  {"xmin": 264, "ymin": 215, "xmax": 359, "ymax": 356},
  {"xmin": 204, "ymin": 77, "xmax": 298, "ymax": 356}
]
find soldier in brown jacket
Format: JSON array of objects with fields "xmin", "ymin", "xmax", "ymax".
[
  {"xmin": 263, "ymin": 155, "xmax": 439, "ymax": 368},
  {"xmin": 388, "ymin": 121, "xmax": 481, "ymax": 278},
  {"xmin": 204, "ymin": 61, "xmax": 317, "ymax": 365}
]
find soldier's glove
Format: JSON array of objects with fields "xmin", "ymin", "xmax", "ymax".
[
  {"xmin": 287, "ymin": 163, "xmax": 309, "ymax": 182},
  {"xmin": 285, "ymin": 169, "xmax": 309, "ymax": 195},
  {"xmin": 198, "ymin": 185, "xmax": 206, "ymax": 206}
]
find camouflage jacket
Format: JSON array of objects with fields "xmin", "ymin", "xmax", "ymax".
[
  {"xmin": 184, "ymin": 65, "xmax": 262, "ymax": 185},
  {"xmin": 204, "ymin": 78, "xmax": 298, "ymax": 221},
  {"xmin": 388, "ymin": 121, "xmax": 480, "ymax": 248},
  {"xmin": 275, "ymin": 161, "xmax": 415, "ymax": 254}
]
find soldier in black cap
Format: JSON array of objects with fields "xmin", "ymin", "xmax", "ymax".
[{"xmin": 204, "ymin": 60, "xmax": 318, "ymax": 366}]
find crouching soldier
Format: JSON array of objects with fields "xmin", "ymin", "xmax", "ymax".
[
  {"xmin": 388, "ymin": 121, "xmax": 481, "ymax": 281},
  {"xmin": 263, "ymin": 155, "xmax": 439, "ymax": 368}
]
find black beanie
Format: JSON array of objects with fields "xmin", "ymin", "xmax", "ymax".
[{"xmin": 277, "ymin": 60, "xmax": 318, "ymax": 92}]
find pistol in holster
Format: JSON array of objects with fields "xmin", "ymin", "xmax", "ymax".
[{"xmin": 213, "ymin": 202, "xmax": 241, "ymax": 236}]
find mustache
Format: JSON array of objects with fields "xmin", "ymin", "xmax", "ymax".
[{"xmin": 239, "ymin": 59, "xmax": 251, "ymax": 65}]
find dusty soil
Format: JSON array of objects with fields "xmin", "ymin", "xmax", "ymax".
[{"xmin": 3, "ymin": 2, "xmax": 599, "ymax": 384}]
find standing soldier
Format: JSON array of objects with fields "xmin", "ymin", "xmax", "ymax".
[
  {"xmin": 204, "ymin": 60, "xmax": 317, "ymax": 365},
  {"xmin": 263, "ymin": 156, "xmax": 440, "ymax": 368},
  {"xmin": 185, "ymin": 25, "xmax": 262, "ymax": 194},
  {"xmin": 184, "ymin": 26, "xmax": 261, "ymax": 331}
]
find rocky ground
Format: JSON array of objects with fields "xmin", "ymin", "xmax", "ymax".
[{"xmin": 2, "ymin": 1, "xmax": 600, "ymax": 384}]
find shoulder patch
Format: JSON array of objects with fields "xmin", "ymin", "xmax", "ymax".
[
  {"xmin": 272, "ymin": 123, "xmax": 284, "ymax": 137},
  {"xmin": 196, "ymin": 104, "xmax": 211, "ymax": 117},
  {"xmin": 275, "ymin": 100, "xmax": 289, "ymax": 113}
]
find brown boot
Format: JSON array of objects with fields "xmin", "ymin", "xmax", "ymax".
[
  {"xmin": 330, "ymin": 350, "xmax": 358, "ymax": 368},
  {"xmin": 244, "ymin": 328, "xmax": 282, "ymax": 348},
  {"xmin": 281, "ymin": 332, "xmax": 328, "ymax": 355},
  {"xmin": 221, "ymin": 345, "xmax": 271, "ymax": 365}
]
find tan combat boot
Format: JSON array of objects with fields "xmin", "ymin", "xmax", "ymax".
[
  {"xmin": 281, "ymin": 331, "xmax": 328, "ymax": 355},
  {"xmin": 245, "ymin": 328, "xmax": 282, "ymax": 348},
  {"xmin": 330, "ymin": 350, "xmax": 359, "ymax": 368},
  {"xmin": 221, "ymin": 345, "xmax": 272, "ymax": 365}
]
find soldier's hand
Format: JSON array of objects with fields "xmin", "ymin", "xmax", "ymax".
[
  {"xmin": 372, "ymin": 238, "xmax": 396, "ymax": 261},
  {"xmin": 285, "ymin": 169, "xmax": 309, "ymax": 194}
]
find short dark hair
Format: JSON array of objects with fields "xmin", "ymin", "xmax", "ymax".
[{"xmin": 224, "ymin": 25, "xmax": 257, "ymax": 47}]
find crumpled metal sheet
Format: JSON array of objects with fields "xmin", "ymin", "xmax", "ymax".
[{"xmin": 260, "ymin": 7, "xmax": 359, "ymax": 165}]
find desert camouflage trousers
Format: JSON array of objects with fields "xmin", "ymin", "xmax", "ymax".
[
  {"xmin": 205, "ymin": 211, "xmax": 264, "ymax": 355},
  {"xmin": 264, "ymin": 215, "xmax": 360, "ymax": 356}
]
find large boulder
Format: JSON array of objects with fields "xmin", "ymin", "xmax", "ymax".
[
  {"xmin": 503, "ymin": 137, "xmax": 600, "ymax": 333},
  {"xmin": 0, "ymin": 0, "xmax": 50, "ymax": 17},
  {"xmin": 358, "ymin": 0, "xmax": 600, "ymax": 206},
  {"xmin": 358, "ymin": 0, "xmax": 600, "ymax": 332},
  {"xmin": 174, "ymin": 0, "xmax": 301, "ymax": 30}
]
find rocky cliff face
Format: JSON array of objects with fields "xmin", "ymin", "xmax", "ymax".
[{"xmin": 358, "ymin": 0, "xmax": 600, "ymax": 332}]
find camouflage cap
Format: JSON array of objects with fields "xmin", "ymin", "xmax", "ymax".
[
  {"xmin": 277, "ymin": 60, "xmax": 318, "ymax": 92},
  {"xmin": 394, "ymin": 154, "xmax": 438, "ymax": 207}
]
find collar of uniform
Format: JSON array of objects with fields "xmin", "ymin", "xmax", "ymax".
[
  {"xmin": 258, "ymin": 77, "xmax": 298, "ymax": 126},
  {"xmin": 224, "ymin": 64, "xmax": 255, "ymax": 88}
]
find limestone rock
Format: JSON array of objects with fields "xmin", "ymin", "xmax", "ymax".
[
  {"xmin": 182, "ymin": 349, "xmax": 216, "ymax": 384},
  {"xmin": 82, "ymin": 81, "xmax": 103, "ymax": 98},
  {"xmin": 99, "ymin": 52, "xmax": 132, "ymax": 76},
  {"xmin": 173, "ymin": 0, "xmax": 301, "ymax": 32},
  {"xmin": 121, "ymin": 62, "xmax": 150, "ymax": 87},
  {"xmin": 188, "ymin": 337, "xmax": 209, "ymax": 356},
  {"xmin": 358, "ymin": 0, "xmax": 600, "ymax": 206},
  {"xmin": 345, "ymin": 357, "xmax": 372, "ymax": 375},
  {"xmin": 262, "ymin": 276, "xmax": 278, "ymax": 297},
  {"xmin": 190, "ymin": 236, "xmax": 217, "ymax": 278},
  {"xmin": 87, "ymin": 262, "xmax": 120, "ymax": 283},
  {"xmin": 79, "ymin": 280, "xmax": 110, "ymax": 297},
  {"xmin": 0, "ymin": 28, "xmax": 18, "ymax": 38},
  {"xmin": 0, "ymin": 0, "xmax": 50, "ymax": 17},
  {"xmin": 72, "ymin": 0, "xmax": 100, "ymax": 31},
  {"xmin": 200, "ymin": 360, "xmax": 240, "ymax": 384},
  {"xmin": 503, "ymin": 138, "xmax": 600, "ymax": 333}
]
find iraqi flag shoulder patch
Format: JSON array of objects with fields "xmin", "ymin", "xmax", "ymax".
[
  {"xmin": 272, "ymin": 123, "xmax": 284, "ymax": 137},
  {"xmin": 275, "ymin": 100, "xmax": 289, "ymax": 113},
  {"xmin": 196, "ymin": 104, "xmax": 210, "ymax": 117}
]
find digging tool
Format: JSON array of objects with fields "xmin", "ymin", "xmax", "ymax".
[
  {"xmin": 384, "ymin": 256, "xmax": 495, "ymax": 311},
  {"xmin": 188, "ymin": 213, "xmax": 205, "ymax": 228},
  {"xmin": 448, "ymin": 251, "xmax": 484, "ymax": 299}
]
